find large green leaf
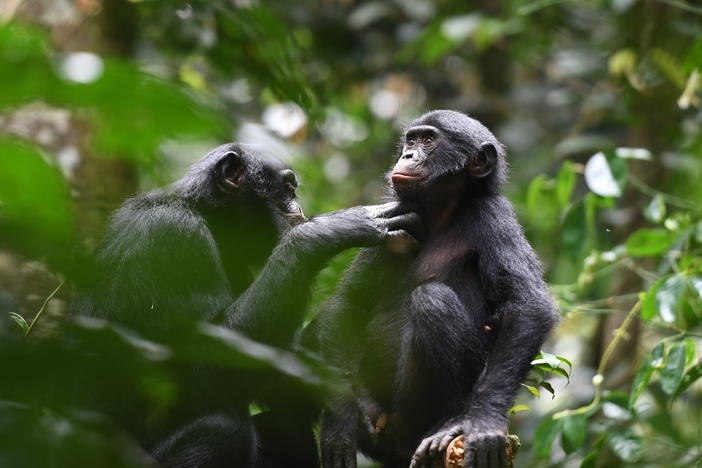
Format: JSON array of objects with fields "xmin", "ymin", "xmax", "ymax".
[
  {"xmin": 561, "ymin": 414, "xmax": 587, "ymax": 454},
  {"xmin": 607, "ymin": 429, "xmax": 642, "ymax": 463},
  {"xmin": 675, "ymin": 361, "xmax": 702, "ymax": 398},
  {"xmin": 0, "ymin": 24, "xmax": 58, "ymax": 109},
  {"xmin": 556, "ymin": 161, "xmax": 577, "ymax": 207},
  {"xmin": 533, "ymin": 417, "xmax": 562, "ymax": 459},
  {"xmin": 655, "ymin": 275, "xmax": 687, "ymax": 323},
  {"xmin": 561, "ymin": 199, "xmax": 587, "ymax": 260},
  {"xmin": 660, "ymin": 343, "xmax": 686, "ymax": 396},
  {"xmin": 0, "ymin": 138, "xmax": 74, "ymax": 254},
  {"xmin": 629, "ymin": 343, "xmax": 664, "ymax": 409},
  {"xmin": 641, "ymin": 277, "xmax": 666, "ymax": 320}
]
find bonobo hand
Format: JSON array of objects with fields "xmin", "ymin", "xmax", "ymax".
[
  {"xmin": 410, "ymin": 419, "xmax": 508, "ymax": 468},
  {"xmin": 307, "ymin": 201, "xmax": 424, "ymax": 251},
  {"xmin": 320, "ymin": 408, "xmax": 371, "ymax": 468}
]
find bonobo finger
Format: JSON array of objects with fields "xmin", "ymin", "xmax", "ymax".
[
  {"xmin": 429, "ymin": 436, "xmax": 441, "ymax": 458},
  {"xmin": 487, "ymin": 444, "xmax": 500, "ymax": 468},
  {"xmin": 476, "ymin": 447, "xmax": 488, "ymax": 468},
  {"xmin": 373, "ymin": 201, "xmax": 417, "ymax": 218},
  {"xmin": 438, "ymin": 432, "xmax": 455, "ymax": 453},
  {"xmin": 464, "ymin": 446, "xmax": 476, "ymax": 468},
  {"xmin": 497, "ymin": 443, "xmax": 507, "ymax": 468},
  {"xmin": 344, "ymin": 451, "xmax": 357, "ymax": 468},
  {"xmin": 386, "ymin": 212, "xmax": 424, "ymax": 240},
  {"xmin": 409, "ymin": 440, "xmax": 430, "ymax": 468}
]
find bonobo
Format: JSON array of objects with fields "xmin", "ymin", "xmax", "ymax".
[
  {"xmin": 314, "ymin": 111, "xmax": 559, "ymax": 468},
  {"xmin": 73, "ymin": 143, "xmax": 421, "ymax": 468}
]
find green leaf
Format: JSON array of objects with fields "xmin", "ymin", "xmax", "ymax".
[
  {"xmin": 539, "ymin": 381, "xmax": 556, "ymax": 398},
  {"xmin": 0, "ymin": 139, "xmax": 74, "ymax": 256},
  {"xmin": 629, "ymin": 343, "xmax": 664, "ymax": 409},
  {"xmin": 584, "ymin": 151, "xmax": 627, "ymax": 197},
  {"xmin": 674, "ymin": 361, "xmax": 702, "ymax": 398},
  {"xmin": 533, "ymin": 351, "xmax": 560, "ymax": 367},
  {"xmin": 656, "ymin": 275, "xmax": 687, "ymax": 323},
  {"xmin": 508, "ymin": 405, "xmax": 530, "ymax": 415},
  {"xmin": 8, "ymin": 312, "xmax": 29, "ymax": 334},
  {"xmin": 660, "ymin": 343, "xmax": 686, "ymax": 396},
  {"xmin": 561, "ymin": 414, "xmax": 587, "ymax": 454},
  {"xmin": 248, "ymin": 400, "xmax": 268, "ymax": 416},
  {"xmin": 534, "ymin": 417, "xmax": 562, "ymax": 459},
  {"xmin": 562, "ymin": 200, "xmax": 587, "ymax": 260},
  {"xmin": 526, "ymin": 174, "xmax": 555, "ymax": 218},
  {"xmin": 556, "ymin": 355, "xmax": 573, "ymax": 372},
  {"xmin": 522, "ymin": 383, "xmax": 540, "ymax": 398},
  {"xmin": 580, "ymin": 451, "xmax": 599, "ymax": 468},
  {"xmin": 641, "ymin": 277, "xmax": 666, "ymax": 320},
  {"xmin": 607, "ymin": 429, "xmax": 642, "ymax": 463},
  {"xmin": 684, "ymin": 337, "xmax": 696, "ymax": 366},
  {"xmin": 690, "ymin": 276, "xmax": 702, "ymax": 300},
  {"xmin": 556, "ymin": 161, "xmax": 576, "ymax": 207},
  {"xmin": 643, "ymin": 194, "xmax": 666, "ymax": 223},
  {"xmin": 626, "ymin": 229, "xmax": 671, "ymax": 257}
]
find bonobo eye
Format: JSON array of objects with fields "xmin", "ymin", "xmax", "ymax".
[
  {"xmin": 280, "ymin": 169, "xmax": 298, "ymax": 192},
  {"xmin": 406, "ymin": 138, "xmax": 416, "ymax": 148},
  {"xmin": 422, "ymin": 136, "xmax": 434, "ymax": 145}
]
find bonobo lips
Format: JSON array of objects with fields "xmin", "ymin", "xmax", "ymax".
[{"xmin": 391, "ymin": 172, "xmax": 423, "ymax": 182}]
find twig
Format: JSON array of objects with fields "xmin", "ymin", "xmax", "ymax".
[
  {"xmin": 629, "ymin": 174, "xmax": 702, "ymax": 211},
  {"xmin": 656, "ymin": 0, "xmax": 702, "ymax": 15},
  {"xmin": 553, "ymin": 299, "xmax": 642, "ymax": 419},
  {"xmin": 25, "ymin": 280, "xmax": 64, "ymax": 338}
]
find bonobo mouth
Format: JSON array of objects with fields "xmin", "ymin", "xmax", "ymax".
[{"xmin": 391, "ymin": 172, "xmax": 424, "ymax": 182}]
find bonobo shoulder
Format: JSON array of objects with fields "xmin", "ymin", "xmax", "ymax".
[{"xmin": 100, "ymin": 192, "xmax": 214, "ymax": 260}]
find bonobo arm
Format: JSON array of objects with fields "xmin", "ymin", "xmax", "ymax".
[
  {"xmin": 411, "ymin": 196, "xmax": 558, "ymax": 468},
  {"xmin": 315, "ymin": 247, "xmax": 396, "ymax": 468},
  {"xmin": 226, "ymin": 202, "xmax": 420, "ymax": 348}
]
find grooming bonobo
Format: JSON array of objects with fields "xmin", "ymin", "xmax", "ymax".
[
  {"xmin": 73, "ymin": 143, "xmax": 421, "ymax": 468},
  {"xmin": 315, "ymin": 111, "xmax": 558, "ymax": 468}
]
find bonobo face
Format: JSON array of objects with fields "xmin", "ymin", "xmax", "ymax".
[
  {"xmin": 391, "ymin": 125, "xmax": 439, "ymax": 187},
  {"xmin": 214, "ymin": 144, "xmax": 307, "ymax": 230},
  {"xmin": 179, "ymin": 143, "xmax": 306, "ymax": 231},
  {"xmin": 390, "ymin": 110, "xmax": 504, "ymax": 200}
]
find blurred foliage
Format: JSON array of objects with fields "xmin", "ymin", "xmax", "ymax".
[{"xmin": 1, "ymin": 0, "xmax": 702, "ymax": 467}]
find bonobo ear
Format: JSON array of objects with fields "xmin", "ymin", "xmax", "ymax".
[
  {"xmin": 215, "ymin": 151, "xmax": 246, "ymax": 192},
  {"xmin": 469, "ymin": 142, "xmax": 497, "ymax": 178}
]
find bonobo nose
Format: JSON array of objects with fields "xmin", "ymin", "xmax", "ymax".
[{"xmin": 402, "ymin": 152, "xmax": 414, "ymax": 160}]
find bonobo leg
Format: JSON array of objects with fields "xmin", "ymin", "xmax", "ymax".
[
  {"xmin": 398, "ymin": 282, "xmax": 486, "ymax": 410},
  {"xmin": 397, "ymin": 282, "xmax": 487, "ymax": 465},
  {"xmin": 151, "ymin": 413, "xmax": 256, "ymax": 468}
]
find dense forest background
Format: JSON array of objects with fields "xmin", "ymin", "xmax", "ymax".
[{"xmin": 1, "ymin": 0, "xmax": 701, "ymax": 467}]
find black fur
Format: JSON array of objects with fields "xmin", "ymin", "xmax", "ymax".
[
  {"xmin": 313, "ymin": 111, "xmax": 559, "ymax": 468},
  {"xmin": 73, "ymin": 143, "xmax": 422, "ymax": 468}
]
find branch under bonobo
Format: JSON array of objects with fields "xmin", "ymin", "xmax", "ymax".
[{"xmin": 431, "ymin": 435, "xmax": 521, "ymax": 468}]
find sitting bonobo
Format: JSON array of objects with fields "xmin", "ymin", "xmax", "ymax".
[
  {"xmin": 73, "ymin": 143, "xmax": 421, "ymax": 468},
  {"xmin": 314, "ymin": 111, "xmax": 559, "ymax": 468}
]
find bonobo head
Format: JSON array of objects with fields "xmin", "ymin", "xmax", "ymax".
[
  {"xmin": 389, "ymin": 110, "xmax": 507, "ymax": 201},
  {"xmin": 175, "ymin": 143, "xmax": 306, "ymax": 232}
]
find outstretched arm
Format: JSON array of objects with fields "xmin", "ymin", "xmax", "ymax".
[
  {"xmin": 226, "ymin": 202, "xmax": 420, "ymax": 348},
  {"xmin": 314, "ymin": 246, "xmax": 399, "ymax": 468}
]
